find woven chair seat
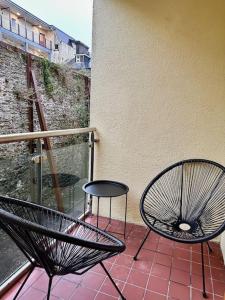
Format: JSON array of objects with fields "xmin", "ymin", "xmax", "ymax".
[
  {"xmin": 141, "ymin": 159, "xmax": 225, "ymax": 243},
  {"xmin": 0, "ymin": 196, "xmax": 124, "ymax": 275}
]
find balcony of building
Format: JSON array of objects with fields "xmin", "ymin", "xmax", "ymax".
[
  {"xmin": 0, "ymin": 0, "xmax": 53, "ymax": 56},
  {"xmin": 0, "ymin": 14, "xmax": 52, "ymax": 50}
]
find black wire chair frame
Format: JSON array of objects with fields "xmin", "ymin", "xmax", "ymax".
[
  {"xmin": 133, "ymin": 159, "xmax": 225, "ymax": 298},
  {"xmin": 0, "ymin": 196, "xmax": 126, "ymax": 300}
]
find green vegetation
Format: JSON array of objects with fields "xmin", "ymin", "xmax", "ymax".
[{"xmin": 40, "ymin": 58, "xmax": 54, "ymax": 95}]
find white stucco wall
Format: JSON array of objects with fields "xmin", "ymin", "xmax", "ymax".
[
  {"xmin": 51, "ymin": 34, "xmax": 76, "ymax": 64},
  {"xmin": 91, "ymin": 0, "xmax": 225, "ymax": 259}
]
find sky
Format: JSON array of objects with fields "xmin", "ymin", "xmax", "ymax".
[{"xmin": 12, "ymin": 0, "xmax": 93, "ymax": 47}]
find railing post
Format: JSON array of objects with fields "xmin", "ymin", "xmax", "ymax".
[
  {"xmin": 36, "ymin": 139, "xmax": 43, "ymax": 205},
  {"xmin": 88, "ymin": 131, "xmax": 95, "ymax": 214}
]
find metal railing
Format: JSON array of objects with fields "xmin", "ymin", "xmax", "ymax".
[
  {"xmin": 0, "ymin": 15, "xmax": 52, "ymax": 50},
  {"xmin": 0, "ymin": 127, "xmax": 97, "ymax": 296}
]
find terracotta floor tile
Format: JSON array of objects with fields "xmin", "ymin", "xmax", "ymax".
[
  {"xmin": 95, "ymin": 292, "xmax": 116, "ymax": 300},
  {"xmin": 191, "ymin": 274, "xmax": 213, "ymax": 293},
  {"xmin": 213, "ymin": 279, "xmax": 225, "ymax": 296},
  {"xmin": 169, "ymin": 282, "xmax": 190, "ymax": 300},
  {"xmin": 173, "ymin": 248, "xmax": 191, "ymax": 261},
  {"xmin": 82, "ymin": 271, "xmax": 106, "ymax": 290},
  {"xmin": 70, "ymin": 286, "xmax": 97, "ymax": 300},
  {"xmin": 132, "ymin": 257, "xmax": 153, "ymax": 273},
  {"xmin": 192, "ymin": 252, "xmax": 210, "ymax": 266},
  {"xmin": 32, "ymin": 272, "xmax": 59, "ymax": 292},
  {"xmin": 138, "ymin": 249, "xmax": 156, "ymax": 261},
  {"xmin": 191, "ymin": 288, "xmax": 214, "ymax": 300},
  {"xmin": 100, "ymin": 277, "xmax": 125, "ymax": 298},
  {"xmin": 110, "ymin": 264, "xmax": 130, "ymax": 281},
  {"xmin": 123, "ymin": 283, "xmax": 145, "ymax": 300},
  {"xmin": 211, "ymin": 267, "xmax": 225, "ymax": 282},
  {"xmin": 91, "ymin": 261, "xmax": 112, "ymax": 274},
  {"xmin": 151, "ymin": 263, "xmax": 171, "ymax": 280},
  {"xmin": 159, "ymin": 237, "xmax": 174, "ymax": 246},
  {"xmin": 64, "ymin": 272, "xmax": 84, "ymax": 283},
  {"xmin": 127, "ymin": 269, "xmax": 149, "ymax": 288},
  {"xmin": 51, "ymin": 278, "xmax": 76, "ymax": 299},
  {"xmin": 192, "ymin": 262, "xmax": 211, "ymax": 278},
  {"xmin": 147, "ymin": 276, "xmax": 169, "ymax": 295},
  {"xmin": 192, "ymin": 244, "xmax": 209, "ymax": 255},
  {"xmin": 214, "ymin": 296, "xmax": 224, "ymax": 300},
  {"xmin": 157, "ymin": 243, "xmax": 174, "ymax": 256},
  {"xmin": 144, "ymin": 290, "xmax": 167, "ymax": 300},
  {"xmin": 24, "ymin": 268, "xmax": 44, "ymax": 288},
  {"xmin": 174, "ymin": 242, "xmax": 192, "ymax": 251},
  {"xmin": 209, "ymin": 256, "xmax": 225, "ymax": 269},
  {"xmin": 170, "ymin": 268, "xmax": 191, "ymax": 286},
  {"xmin": 143, "ymin": 240, "xmax": 159, "ymax": 251},
  {"xmin": 115, "ymin": 254, "xmax": 133, "ymax": 268},
  {"xmin": 124, "ymin": 244, "xmax": 139, "ymax": 256},
  {"xmin": 18, "ymin": 287, "xmax": 46, "ymax": 300},
  {"xmin": 172, "ymin": 258, "xmax": 190, "ymax": 272},
  {"xmin": 155, "ymin": 252, "xmax": 172, "ymax": 267}
]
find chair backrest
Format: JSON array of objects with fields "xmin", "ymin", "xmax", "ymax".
[
  {"xmin": 0, "ymin": 196, "xmax": 125, "ymax": 275},
  {"xmin": 141, "ymin": 159, "xmax": 225, "ymax": 243}
]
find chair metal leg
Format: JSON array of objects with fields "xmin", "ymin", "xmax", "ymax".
[
  {"xmin": 206, "ymin": 241, "xmax": 213, "ymax": 254},
  {"xmin": 201, "ymin": 243, "xmax": 207, "ymax": 298},
  {"xmin": 13, "ymin": 265, "xmax": 35, "ymax": 300},
  {"xmin": 47, "ymin": 276, "xmax": 53, "ymax": 300},
  {"xmin": 100, "ymin": 262, "xmax": 126, "ymax": 300},
  {"xmin": 133, "ymin": 229, "xmax": 151, "ymax": 261}
]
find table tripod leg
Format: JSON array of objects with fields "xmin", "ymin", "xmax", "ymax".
[
  {"xmin": 83, "ymin": 192, "xmax": 86, "ymax": 222},
  {"xmin": 97, "ymin": 196, "xmax": 100, "ymax": 228},
  {"xmin": 124, "ymin": 193, "xmax": 128, "ymax": 239},
  {"xmin": 109, "ymin": 197, "xmax": 112, "ymax": 224}
]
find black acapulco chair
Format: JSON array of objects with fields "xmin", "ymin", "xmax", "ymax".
[
  {"xmin": 133, "ymin": 159, "xmax": 225, "ymax": 298},
  {"xmin": 0, "ymin": 196, "xmax": 126, "ymax": 300}
]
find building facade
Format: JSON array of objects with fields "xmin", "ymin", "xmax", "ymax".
[{"xmin": 0, "ymin": 0, "xmax": 90, "ymax": 69}]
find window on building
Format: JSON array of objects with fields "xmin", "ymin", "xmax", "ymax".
[
  {"xmin": 55, "ymin": 44, "xmax": 59, "ymax": 50},
  {"xmin": 11, "ymin": 18, "xmax": 16, "ymax": 28},
  {"xmin": 39, "ymin": 33, "xmax": 46, "ymax": 47},
  {"xmin": 76, "ymin": 55, "xmax": 81, "ymax": 63}
]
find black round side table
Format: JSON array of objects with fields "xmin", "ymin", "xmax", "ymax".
[{"xmin": 83, "ymin": 180, "xmax": 129, "ymax": 238}]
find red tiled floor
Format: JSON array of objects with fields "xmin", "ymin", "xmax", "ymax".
[
  {"xmin": 155, "ymin": 252, "xmax": 173, "ymax": 267},
  {"xmin": 172, "ymin": 257, "xmax": 191, "ymax": 272},
  {"xmin": 191, "ymin": 274, "xmax": 213, "ymax": 293},
  {"xmin": 18, "ymin": 287, "xmax": 46, "ymax": 300},
  {"xmin": 213, "ymin": 279, "xmax": 225, "ymax": 296},
  {"xmin": 115, "ymin": 253, "xmax": 133, "ymax": 268},
  {"xmin": 151, "ymin": 263, "xmax": 171, "ymax": 280},
  {"xmin": 51, "ymin": 278, "xmax": 77, "ymax": 299},
  {"xmin": 95, "ymin": 292, "xmax": 115, "ymax": 300},
  {"xmin": 123, "ymin": 283, "xmax": 145, "ymax": 300},
  {"xmin": 147, "ymin": 276, "xmax": 169, "ymax": 295},
  {"xmin": 144, "ymin": 290, "xmax": 167, "ymax": 300},
  {"xmin": 169, "ymin": 282, "xmax": 190, "ymax": 300},
  {"xmin": 110, "ymin": 264, "xmax": 130, "ymax": 281},
  {"xmin": 127, "ymin": 269, "xmax": 149, "ymax": 288},
  {"xmin": 170, "ymin": 268, "xmax": 191, "ymax": 285},
  {"xmin": 70, "ymin": 286, "xmax": 97, "ymax": 300},
  {"xmin": 82, "ymin": 271, "xmax": 106, "ymax": 290},
  {"xmin": 157, "ymin": 243, "xmax": 174, "ymax": 256},
  {"xmin": 100, "ymin": 277, "xmax": 125, "ymax": 297},
  {"xmin": 2, "ymin": 216, "xmax": 225, "ymax": 300}
]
